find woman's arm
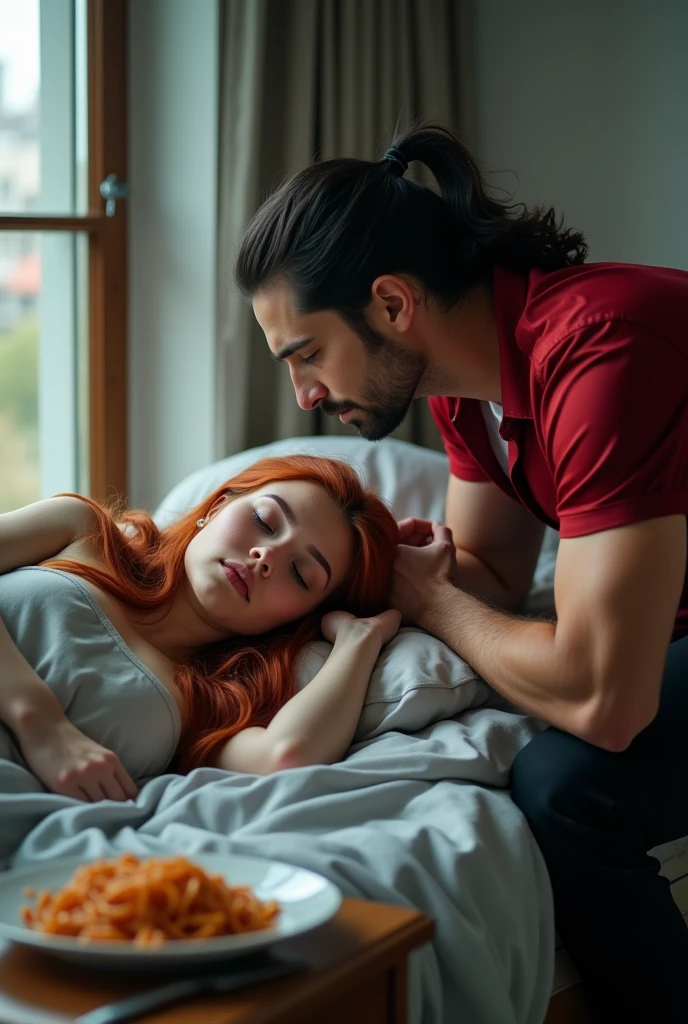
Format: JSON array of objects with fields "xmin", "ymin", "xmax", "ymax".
[
  {"xmin": 0, "ymin": 496, "xmax": 138, "ymax": 801},
  {"xmin": 0, "ymin": 495, "xmax": 98, "ymax": 573},
  {"xmin": 0, "ymin": 493, "xmax": 96, "ymax": 731},
  {"xmin": 0, "ymin": 614, "xmax": 67, "ymax": 733},
  {"xmin": 0, "ymin": 614, "xmax": 138, "ymax": 801},
  {"xmin": 213, "ymin": 609, "xmax": 401, "ymax": 775}
]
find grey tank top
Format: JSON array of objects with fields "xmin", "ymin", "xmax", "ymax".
[{"xmin": 0, "ymin": 567, "xmax": 181, "ymax": 781}]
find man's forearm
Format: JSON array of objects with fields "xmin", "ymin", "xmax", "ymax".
[
  {"xmin": 419, "ymin": 581, "xmax": 596, "ymax": 739},
  {"xmin": 395, "ymin": 518, "xmax": 681, "ymax": 751},
  {"xmin": 453, "ymin": 547, "xmax": 524, "ymax": 611}
]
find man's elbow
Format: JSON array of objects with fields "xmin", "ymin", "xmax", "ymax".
[{"xmin": 580, "ymin": 695, "xmax": 659, "ymax": 753}]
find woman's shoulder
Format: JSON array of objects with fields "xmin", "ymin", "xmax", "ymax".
[
  {"xmin": 0, "ymin": 566, "xmax": 103, "ymax": 643},
  {"xmin": 49, "ymin": 521, "xmax": 134, "ymax": 566},
  {"xmin": 0, "ymin": 565, "xmax": 184, "ymax": 715},
  {"xmin": 0, "ymin": 564, "xmax": 81, "ymax": 594}
]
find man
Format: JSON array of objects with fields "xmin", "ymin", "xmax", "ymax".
[{"xmin": 235, "ymin": 123, "xmax": 688, "ymax": 1020}]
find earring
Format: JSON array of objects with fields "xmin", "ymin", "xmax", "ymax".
[{"xmin": 196, "ymin": 518, "xmax": 206, "ymax": 528}]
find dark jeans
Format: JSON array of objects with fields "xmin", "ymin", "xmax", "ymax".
[{"xmin": 511, "ymin": 636, "xmax": 688, "ymax": 1023}]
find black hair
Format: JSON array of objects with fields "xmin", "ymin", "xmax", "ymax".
[{"xmin": 234, "ymin": 121, "xmax": 588, "ymax": 323}]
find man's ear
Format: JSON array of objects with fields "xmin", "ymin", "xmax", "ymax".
[{"xmin": 369, "ymin": 274, "xmax": 419, "ymax": 333}]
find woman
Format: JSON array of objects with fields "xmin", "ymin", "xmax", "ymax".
[{"xmin": 0, "ymin": 455, "xmax": 400, "ymax": 803}]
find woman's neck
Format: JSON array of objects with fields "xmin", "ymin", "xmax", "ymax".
[{"xmin": 130, "ymin": 582, "xmax": 232, "ymax": 661}]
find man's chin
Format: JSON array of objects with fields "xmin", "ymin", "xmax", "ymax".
[
  {"xmin": 352, "ymin": 409, "xmax": 409, "ymax": 442},
  {"xmin": 355, "ymin": 423, "xmax": 387, "ymax": 442}
]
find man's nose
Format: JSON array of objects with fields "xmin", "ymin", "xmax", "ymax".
[{"xmin": 295, "ymin": 378, "xmax": 327, "ymax": 412}]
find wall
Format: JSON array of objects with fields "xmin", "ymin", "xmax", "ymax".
[
  {"xmin": 466, "ymin": 0, "xmax": 688, "ymax": 269},
  {"xmin": 128, "ymin": 0, "xmax": 219, "ymax": 509}
]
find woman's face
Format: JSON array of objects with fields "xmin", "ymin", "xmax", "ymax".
[{"xmin": 184, "ymin": 479, "xmax": 355, "ymax": 636}]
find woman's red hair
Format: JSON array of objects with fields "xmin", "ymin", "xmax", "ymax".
[{"xmin": 45, "ymin": 455, "xmax": 398, "ymax": 771}]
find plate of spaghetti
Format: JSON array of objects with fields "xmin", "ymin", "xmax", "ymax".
[{"xmin": 0, "ymin": 852, "xmax": 342, "ymax": 967}]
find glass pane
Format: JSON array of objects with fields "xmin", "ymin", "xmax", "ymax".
[
  {"xmin": 0, "ymin": 230, "xmax": 88, "ymax": 512},
  {"xmin": 0, "ymin": 0, "xmax": 88, "ymax": 215}
]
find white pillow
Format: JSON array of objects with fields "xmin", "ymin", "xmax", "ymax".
[
  {"xmin": 154, "ymin": 435, "xmax": 449, "ymax": 526},
  {"xmin": 295, "ymin": 628, "xmax": 492, "ymax": 742},
  {"xmin": 153, "ymin": 435, "xmax": 558, "ymax": 614}
]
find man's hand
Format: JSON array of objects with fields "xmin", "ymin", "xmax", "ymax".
[
  {"xmin": 397, "ymin": 517, "xmax": 435, "ymax": 548},
  {"xmin": 391, "ymin": 522, "xmax": 458, "ymax": 625}
]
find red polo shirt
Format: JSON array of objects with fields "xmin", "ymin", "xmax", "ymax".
[{"xmin": 428, "ymin": 263, "xmax": 688, "ymax": 636}]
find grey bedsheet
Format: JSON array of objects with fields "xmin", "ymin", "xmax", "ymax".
[{"xmin": 0, "ymin": 705, "xmax": 553, "ymax": 1024}]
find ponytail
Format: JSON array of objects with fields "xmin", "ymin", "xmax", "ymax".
[
  {"xmin": 235, "ymin": 120, "xmax": 587, "ymax": 318},
  {"xmin": 389, "ymin": 122, "xmax": 587, "ymax": 276}
]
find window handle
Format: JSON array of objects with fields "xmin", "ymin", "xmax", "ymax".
[{"xmin": 99, "ymin": 173, "xmax": 130, "ymax": 217}]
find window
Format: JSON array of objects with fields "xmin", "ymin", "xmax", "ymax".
[{"xmin": 0, "ymin": 0, "xmax": 127, "ymax": 511}]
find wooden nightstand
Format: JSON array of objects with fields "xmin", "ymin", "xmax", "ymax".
[{"xmin": 0, "ymin": 898, "xmax": 434, "ymax": 1024}]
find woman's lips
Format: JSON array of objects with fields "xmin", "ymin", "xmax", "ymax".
[{"xmin": 221, "ymin": 562, "xmax": 249, "ymax": 600}]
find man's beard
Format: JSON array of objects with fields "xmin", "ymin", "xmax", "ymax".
[{"xmin": 320, "ymin": 316, "xmax": 427, "ymax": 442}]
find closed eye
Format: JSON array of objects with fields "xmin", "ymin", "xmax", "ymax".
[
  {"xmin": 252, "ymin": 510, "xmax": 274, "ymax": 535},
  {"xmin": 253, "ymin": 509, "xmax": 307, "ymax": 589},
  {"xmin": 301, "ymin": 351, "xmax": 318, "ymax": 366},
  {"xmin": 290, "ymin": 562, "xmax": 308, "ymax": 590}
]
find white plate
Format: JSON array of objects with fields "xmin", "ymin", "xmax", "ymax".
[{"xmin": 0, "ymin": 853, "xmax": 342, "ymax": 968}]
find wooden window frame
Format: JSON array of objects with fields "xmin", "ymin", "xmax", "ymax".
[{"xmin": 0, "ymin": 0, "xmax": 128, "ymax": 503}]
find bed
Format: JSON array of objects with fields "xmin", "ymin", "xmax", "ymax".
[{"xmin": 1, "ymin": 435, "xmax": 685, "ymax": 1022}]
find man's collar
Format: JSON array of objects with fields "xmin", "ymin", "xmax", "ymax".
[{"xmin": 492, "ymin": 266, "xmax": 533, "ymax": 419}]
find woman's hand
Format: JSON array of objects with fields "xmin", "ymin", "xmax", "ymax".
[
  {"xmin": 320, "ymin": 608, "xmax": 402, "ymax": 647},
  {"xmin": 16, "ymin": 716, "xmax": 139, "ymax": 802}
]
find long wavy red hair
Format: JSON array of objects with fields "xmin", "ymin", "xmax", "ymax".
[{"xmin": 45, "ymin": 455, "xmax": 398, "ymax": 771}]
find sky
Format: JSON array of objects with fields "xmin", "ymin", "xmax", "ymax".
[{"xmin": 0, "ymin": 0, "xmax": 39, "ymax": 113}]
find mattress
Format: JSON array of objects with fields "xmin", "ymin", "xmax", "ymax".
[{"xmin": 552, "ymin": 834, "xmax": 688, "ymax": 995}]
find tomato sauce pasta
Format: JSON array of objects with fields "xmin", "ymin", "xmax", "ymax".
[{"xmin": 21, "ymin": 853, "xmax": 280, "ymax": 946}]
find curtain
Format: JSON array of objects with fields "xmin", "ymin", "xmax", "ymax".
[{"xmin": 216, "ymin": 0, "xmax": 471, "ymax": 456}]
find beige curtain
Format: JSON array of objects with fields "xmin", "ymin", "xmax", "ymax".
[{"xmin": 216, "ymin": 0, "xmax": 471, "ymax": 456}]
